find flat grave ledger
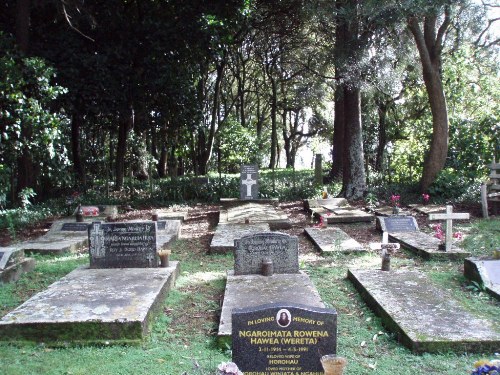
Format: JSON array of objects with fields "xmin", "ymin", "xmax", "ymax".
[
  {"xmin": 464, "ymin": 257, "xmax": 500, "ymax": 300},
  {"xmin": 372, "ymin": 206, "xmax": 411, "ymax": 217},
  {"xmin": 155, "ymin": 207, "xmax": 189, "ymax": 222},
  {"xmin": 407, "ymin": 204, "xmax": 447, "ymax": 215},
  {"xmin": 234, "ymin": 232, "xmax": 299, "ymax": 275},
  {"xmin": 0, "ymin": 262, "xmax": 180, "ymax": 344},
  {"xmin": 313, "ymin": 206, "xmax": 373, "ymax": 224},
  {"xmin": 303, "ymin": 198, "xmax": 348, "ymax": 214},
  {"xmin": 240, "ymin": 164, "xmax": 259, "ymax": 200},
  {"xmin": 376, "ymin": 216, "xmax": 419, "ymax": 233},
  {"xmin": 89, "ymin": 221, "xmax": 158, "ymax": 268},
  {"xmin": 209, "ymin": 222, "xmax": 270, "ymax": 254},
  {"xmin": 348, "ymin": 268, "xmax": 500, "ymax": 353},
  {"xmin": 304, "ymin": 227, "xmax": 365, "ymax": 254},
  {"xmin": 0, "ymin": 248, "xmax": 35, "ymax": 284},
  {"xmin": 232, "ymin": 303, "xmax": 337, "ymax": 375},
  {"xmin": 219, "ymin": 202, "xmax": 291, "ymax": 230}
]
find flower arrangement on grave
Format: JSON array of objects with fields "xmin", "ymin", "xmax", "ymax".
[
  {"xmin": 322, "ymin": 190, "xmax": 328, "ymax": 199},
  {"xmin": 471, "ymin": 359, "xmax": 500, "ymax": 375},
  {"xmin": 217, "ymin": 362, "xmax": 243, "ymax": 375},
  {"xmin": 431, "ymin": 223, "xmax": 463, "ymax": 243},
  {"xmin": 390, "ymin": 194, "xmax": 400, "ymax": 214},
  {"xmin": 422, "ymin": 193, "xmax": 430, "ymax": 205},
  {"xmin": 315, "ymin": 216, "xmax": 327, "ymax": 228}
]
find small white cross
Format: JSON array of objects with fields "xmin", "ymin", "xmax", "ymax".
[
  {"xmin": 242, "ymin": 173, "xmax": 257, "ymax": 197},
  {"xmin": 429, "ymin": 205, "xmax": 469, "ymax": 252}
]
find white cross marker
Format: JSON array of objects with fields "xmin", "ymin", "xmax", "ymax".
[
  {"xmin": 242, "ymin": 173, "xmax": 256, "ymax": 197},
  {"xmin": 429, "ymin": 205, "xmax": 469, "ymax": 252}
]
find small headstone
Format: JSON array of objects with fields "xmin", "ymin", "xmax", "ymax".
[
  {"xmin": 88, "ymin": 222, "xmax": 158, "ymax": 268},
  {"xmin": 61, "ymin": 222, "xmax": 90, "ymax": 232},
  {"xmin": 240, "ymin": 164, "xmax": 259, "ymax": 200},
  {"xmin": 0, "ymin": 248, "xmax": 35, "ymax": 283},
  {"xmin": 429, "ymin": 205, "xmax": 470, "ymax": 252},
  {"xmin": 377, "ymin": 216, "xmax": 419, "ymax": 233},
  {"xmin": 232, "ymin": 303, "xmax": 337, "ymax": 374},
  {"xmin": 234, "ymin": 232, "xmax": 299, "ymax": 275}
]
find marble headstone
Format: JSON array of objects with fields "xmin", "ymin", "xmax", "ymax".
[{"xmin": 240, "ymin": 164, "xmax": 259, "ymax": 200}]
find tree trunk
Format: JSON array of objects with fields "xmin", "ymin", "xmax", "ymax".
[
  {"xmin": 342, "ymin": 86, "xmax": 366, "ymax": 199},
  {"xmin": 331, "ymin": 86, "xmax": 345, "ymax": 180},
  {"xmin": 71, "ymin": 112, "xmax": 86, "ymax": 188},
  {"xmin": 15, "ymin": 0, "xmax": 30, "ymax": 54},
  {"xmin": 375, "ymin": 99, "xmax": 388, "ymax": 172},
  {"xmin": 269, "ymin": 77, "xmax": 278, "ymax": 169},
  {"xmin": 115, "ymin": 107, "xmax": 133, "ymax": 190},
  {"xmin": 408, "ymin": 11, "xmax": 451, "ymax": 192}
]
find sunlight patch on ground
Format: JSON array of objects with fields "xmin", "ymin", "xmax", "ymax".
[{"xmin": 177, "ymin": 270, "xmax": 225, "ymax": 288}]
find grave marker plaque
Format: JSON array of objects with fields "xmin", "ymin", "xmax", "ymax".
[
  {"xmin": 377, "ymin": 216, "xmax": 419, "ymax": 233},
  {"xmin": 240, "ymin": 164, "xmax": 259, "ymax": 200},
  {"xmin": 234, "ymin": 232, "xmax": 299, "ymax": 275},
  {"xmin": 61, "ymin": 222, "xmax": 90, "ymax": 232},
  {"xmin": 88, "ymin": 222, "xmax": 158, "ymax": 268},
  {"xmin": 232, "ymin": 303, "xmax": 337, "ymax": 375}
]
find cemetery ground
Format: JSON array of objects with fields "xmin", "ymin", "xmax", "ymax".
[{"xmin": 0, "ymin": 202, "xmax": 499, "ymax": 375}]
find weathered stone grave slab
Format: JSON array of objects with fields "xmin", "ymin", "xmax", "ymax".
[
  {"xmin": 234, "ymin": 232, "xmax": 299, "ymax": 275},
  {"xmin": 89, "ymin": 221, "xmax": 158, "ymax": 268},
  {"xmin": 209, "ymin": 222, "xmax": 270, "ymax": 254},
  {"xmin": 156, "ymin": 220, "xmax": 181, "ymax": 250},
  {"xmin": 155, "ymin": 207, "xmax": 189, "ymax": 222},
  {"xmin": 0, "ymin": 248, "xmax": 35, "ymax": 283},
  {"xmin": 408, "ymin": 204, "xmax": 446, "ymax": 215},
  {"xmin": 376, "ymin": 216, "xmax": 470, "ymax": 260},
  {"xmin": 304, "ymin": 227, "xmax": 365, "ymax": 253},
  {"xmin": 232, "ymin": 303, "xmax": 337, "ymax": 374},
  {"xmin": 220, "ymin": 203, "xmax": 291, "ymax": 230},
  {"xmin": 218, "ymin": 272, "xmax": 325, "ymax": 345},
  {"xmin": 218, "ymin": 231, "xmax": 324, "ymax": 347},
  {"xmin": 464, "ymin": 257, "xmax": 500, "ymax": 300},
  {"xmin": 303, "ymin": 198, "xmax": 348, "ymax": 214},
  {"xmin": 373, "ymin": 206, "xmax": 411, "ymax": 217},
  {"xmin": 348, "ymin": 268, "xmax": 500, "ymax": 353},
  {"xmin": 316, "ymin": 206, "xmax": 373, "ymax": 224},
  {"xmin": 0, "ymin": 263, "xmax": 180, "ymax": 344},
  {"xmin": 240, "ymin": 164, "xmax": 259, "ymax": 200}
]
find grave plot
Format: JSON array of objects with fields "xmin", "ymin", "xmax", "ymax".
[
  {"xmin": 464, "ymin": 257, "xmax": 500, "ymax": 300},
  {"xmin": 303, "ymin": 198, "xmax": 348, "ymax": 215},
  {"xmin": 372, "ymin": 206, "xmax": 411, "ymax": 217},
  {"xmin": 377, "ymin": 213, "xmax": 470, "ymax": 260},
  {"xmin": 219, "ymin": 202, "xmax": 291, "ymax": 230},
  {"xmin": 209, "ymin": 222, "xmax": 270, "ymax": 253},
  {"xmin": 154, "ymin": 207, "xmax": 189, "ymax": 221},
  {"xmin": 0, "ymin": 248, "xmax": 35, "ymax": 283},
  {"xmin": 218, "ymin": 232, "xmax": 325, "ymax": 346},
  {"xmin": 408, "ymin": 204, "xmax": 447, "ymax": 215},
  {"xmin": 304, "ymin": 227, "xmax": 365, "ymax": 254},
  {"xmin": 0, "ymin": 221, "xmax": 180, "ymax": 344},
  {"xmin": 348, "ymin": 268, "xmax": 500, "ymax": 353},
  {"xmin": 316, "ymin": 206, "xmax": 373, "ymax": 224}
]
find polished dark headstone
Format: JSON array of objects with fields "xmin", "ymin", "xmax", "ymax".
[
  {"xmin": 377, "ymin": 216, "xmax": 419, "ymax": 233},
  {"xmin": 88, "ymin": 222, "xmax": 158, "ymax": 268},
  {"xmin": 234, "ymin": 232, "xmax": 299, "ymax": 275},
  {"xmin": 232, "ymin": 303, "xmax": 337, "ymax": 374}
]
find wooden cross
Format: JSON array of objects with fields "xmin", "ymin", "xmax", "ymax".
[{"xmin": 429, "ymin": 205, "xmax": 469, "ymax": 252}]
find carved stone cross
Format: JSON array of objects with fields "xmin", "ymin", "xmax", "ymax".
[
  {"xmin": 429, "ymin": 205, "xmax": 469, "ymax": 252},
  {"xmin": 241, "ymin": 173, "xmax": 257, "ymax": 197}
]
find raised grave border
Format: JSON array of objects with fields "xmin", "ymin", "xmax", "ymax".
[
  {"xmin": 348, "ymin": 268, "xmax": 500, "ymax": 353},
  {"xmin": 0, "ymin": 262, "xmax": 180, "ymax": 344},
  {"xmin": 464, "ymin": 257, "xmax": 500, "ymax": 300},
  {"xmin": 304, "ymin": 227, "xmax": 365, "ymax": 254}
]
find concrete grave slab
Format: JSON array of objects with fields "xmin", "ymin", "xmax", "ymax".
[
  {"xmin": 0, "ymin": 262, "xmax": 180, "ymax": 344},
  {"xmin": 408, "ymin": 204, "xmax": 447, "ymax": 215},
  {"xmin": 464, "ymin": 258, "xmax": 500, "ymax": 300},
  {"xmin": 219, "ymin": 203, "xmax": 291, "ymax": 230},
  {"xmin": 388, "ymin": 232, "xmax": 470, "ymax": 260},
  {"xmin": 373, "ymin": 206, "xmax": 412, "ymax": 217},
  {"xmin": 304, "ymin": 227, "xmax": 365, "ymax": 253},
  {"xmin": 303, "ymin": 198, "xmax": 348, "ymax": 214},
  {"xmin": 155, "ymin": 208, "xmax": 189, "ymax": 222},
  {"xmin": 209, "ymin": 222, "xmax": 270, "ymax": 253},
  {"xmin": 218, "ymin": 271, "xmax": 325, "ymax": 345},
  {"xmin": 0, "ymin": 248, "xmax": 35, "ymax": 284},
  {"xmin": 316, "ymin": 206, "xmax": 373, "ymax": 224},
  {"xmin": 348, "ymin": 268, "xmax": 500, "ymax": 353}
]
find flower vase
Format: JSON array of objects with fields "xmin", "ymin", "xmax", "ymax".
[
  {"xmin": 392, "ymin": 206, "xmax": 400, "ymax": 215},
  {"xmin": 320, "ymin": 355, "xmax": 347, "ymax": 375}
]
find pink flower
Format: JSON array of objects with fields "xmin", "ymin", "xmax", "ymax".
[
  {"xmin": 453, "ymin": 232, "xmax": 463, "ymax": 240},
  {"xmin": 422, "ymin": 193, "xmax": 430, "ymax": 203},
  {"xmin": 391, "ymin": 194, "xmax": 400, "ymax": 207}
]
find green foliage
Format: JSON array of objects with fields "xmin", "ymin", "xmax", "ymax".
[
  {"xmin": 0, "ymin": 198, "xmax": 67, "ymax": 231},
  {"xmin": 18, "ymin": 188, "xmax": 36, "ymax": 209}
]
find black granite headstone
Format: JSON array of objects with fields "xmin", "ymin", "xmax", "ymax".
[
  {"xmin": 232, "ymin": 303, "xmax": 337, "ymax": 375},
  {"xmin": 61, "ymin": 222, "xmax": 90, "ymax": 232},
  {"xmin": 234, "ymin": 232, "xmax": 299, "ymax": 275},
  {"xmin": 240, "ymin": 164, "xmax": 259, "ymax": 200},
  {"xmin": 88, "ymin": 222, "xmax": 158, "ymax": 268},
  {"xmin": 377, "ymin": 216, "xmax": 419, "ymax": 233}
]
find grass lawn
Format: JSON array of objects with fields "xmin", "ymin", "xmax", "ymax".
[{"xmin": 0, "ymin": 206, "xmax": 498, "ymax": 375}]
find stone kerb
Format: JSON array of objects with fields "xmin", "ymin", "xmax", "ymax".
[{"xmin": 234, "ymin": 232, "xmax": 299, "ymax": 275}]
